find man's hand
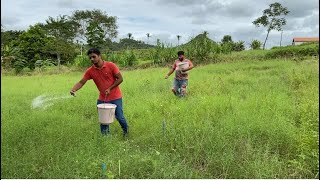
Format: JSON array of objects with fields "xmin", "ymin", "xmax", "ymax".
[
  {"xmin": 70, "ymin": 89, "xmax": 76, "ymax": 97},
  {"xmin": 165, "ymin": 75, "xmax": 169, "ymax": 79},
  {"xmin": 105, "ymin": 88, "xmax": 111, "ymax": 96}
]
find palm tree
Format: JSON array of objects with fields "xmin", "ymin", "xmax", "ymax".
[
  {"xmin": 146, "ymin": 33, "xmax": 150, "ymax": 44},
  {"xmin": 128, "ymin": 33, "xmax": 132, "ymax": 39},
  {"xmin": 177, "ymin": 35, "xmax": 181, "ymax": 46}
]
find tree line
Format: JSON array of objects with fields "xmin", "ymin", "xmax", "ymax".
[{"xmin": 1, "ymin": 2, "xmax": 290, "ymax": 73}]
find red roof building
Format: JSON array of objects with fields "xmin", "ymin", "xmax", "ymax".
[{"xmin": 292, "ymin": 38, "xmax": 319, "ymax": 45}]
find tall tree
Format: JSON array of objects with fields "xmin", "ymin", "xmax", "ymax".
[
  {"xmin": 17, "ymin": 24, "xmax": 50, "ymax": 69},
  {"xmin": 43, "ymin": 15, "xmax": 77, "ymax": 67},
  {"xmin": 86, "ymin": 21, "xmax": 105, "ymax": 49},
  {"xmin": 253, "ymin": 2, "xmax": 289, "ymax": 50},
  {"xmin": 128, "ymin": 33, "xmax": 132, "ymax": 39},
  {"xmin": 1, "ymin": 30, "xmax": 24, "ymax": 59},
  {"xmin": 221, "ymin": 35, "xmax": 233, "ymax": 45},
  {"xmin": 177, "ymin": 35, "xmax": 181, "ymax": 46},
  {"xmin": 71, "ymin": 9, "xmax": 118, "ymax": 47},
  {"xmin": 1, "ymin": 30, "xmax": 24, "ymax": 47},
  {"xmin": 220, "ymin": 35, "xmax": 234, "ymax": 53}
]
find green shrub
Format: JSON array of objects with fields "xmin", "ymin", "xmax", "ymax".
[
  {"xmin": 266, "ymin": 44, "xmax": 319, "ymax": 59},
  {"xmin": 232, "ymin": 41, "xmax": 245, "ymax": 51},
  {"xmin": 124, "ymin": 50, "xmax": 138, "ymax": 66},
  {"xmin": 250, "ymin": 40, "xmax": 262, "ymax": 50},
  {"xmin": 73, "ymin": 55, "xmax": 91, "ymax": 68},
  {"xmin": 13, "ymin": 57, "xmax": 28, "ymax": 74},
  {"xmin": 1, "ymin": 56, "xmax": 15, "ymax": 69},
  {"xmin": 34, "ymin": 59, "xmax": 56, "ymax": 72},
  {"xmin": 107, "ymin": 53, "xmax": 121, "ymax": 64},
  {"xmin": 221, "ymin": 43, "xmax": 233, "ymax": 54}
]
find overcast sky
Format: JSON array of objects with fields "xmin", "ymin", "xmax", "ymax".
[{"xmin": 1, "ymin": 0, "xmax": 319, "ymax": 49}]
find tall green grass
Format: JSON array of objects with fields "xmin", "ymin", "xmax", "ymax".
[{"xmin": 1, "ymin": 59, "xmax": 319, "ymax": 178}]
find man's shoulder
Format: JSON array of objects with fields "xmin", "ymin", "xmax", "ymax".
[
  {"xmin": 104, "ymin": 61, "xmax": 120, "ymax": 72},
  {"xmin": 104, "ymin": 61, "xmax": 118, "ymax": 67},
  {"xmin": 85, "ymin": 65, "xmax": 94, "ymax": 72}
]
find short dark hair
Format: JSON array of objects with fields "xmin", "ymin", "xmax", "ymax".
[
  {"xmin": 177, "ymin": 51, "xmax": 184, "ymax": 56},
  {"xmin": 87, "ymin": 48, "xmax": 101, "ymax": 56}
]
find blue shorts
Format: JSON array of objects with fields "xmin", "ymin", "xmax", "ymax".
[{"xmin": 172, "ymin": 79, "xmax": 188, "ymax": 96}]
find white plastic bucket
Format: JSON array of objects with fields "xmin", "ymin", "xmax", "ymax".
[
  {"xmin": 97, "ymin": 103, "xmax": 117, "ymax": 125},
  {"xmin": 178, "ymin": 62, "xmax": 189, "ymax": 74}
]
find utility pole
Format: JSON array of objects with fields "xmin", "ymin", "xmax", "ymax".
[
  {"xmin": 80, "ymin": 41, "xmax": 83, "ymax": 56},
  {"xmin": 280, "ymin": 30, "xmax": 283, "ymax": 47}
]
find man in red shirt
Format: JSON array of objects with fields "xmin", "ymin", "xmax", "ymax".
[{"xmin": 70, "ymin": 48, "xmax": 128, "ymax": 137}]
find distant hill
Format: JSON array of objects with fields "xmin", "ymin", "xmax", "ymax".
[
  {"xmin": 180, "ymin": 33, "xmax": 218, "ymax": 47},
  {"xmin": 103, "ymin": 32, "xmax": 218, "ymax": 51},
  {"xmin": 106, "ymin": 38, "xmax": 155, "ymax": 51}
]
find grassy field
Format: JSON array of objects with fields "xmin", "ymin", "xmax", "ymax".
[{"xmin": 1, "ymin": 58, "xmax": 319, "ymax": 178}]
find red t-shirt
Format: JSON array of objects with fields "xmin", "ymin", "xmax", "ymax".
[{"xmin": 83, "ymin": 61, "xmax": 122, "ymax": 101}]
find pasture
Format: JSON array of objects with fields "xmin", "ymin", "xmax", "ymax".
[{"xmin": 1, "ymin": 59, "xmax": 319, "ymax": 178}]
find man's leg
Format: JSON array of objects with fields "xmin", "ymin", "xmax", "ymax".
[
  {"xmin": 180, "ymin": 79, "xmax": 188, "ymax": 97},
  {"xmin": 172, "ymin": 79, "xmax": 180, "ymax": 96},
  {"xmin": 108, "ymin": 98, "xmax": 129, "ymax": 136}
]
